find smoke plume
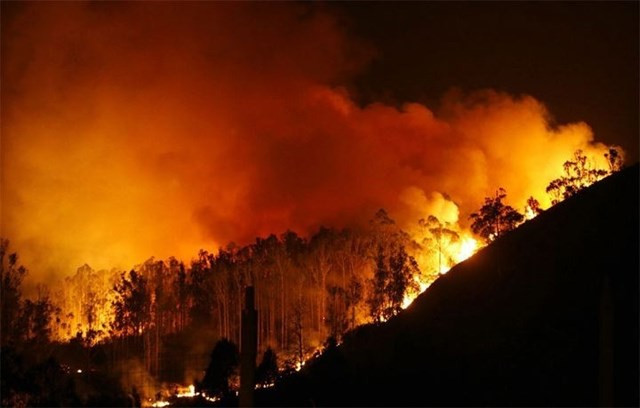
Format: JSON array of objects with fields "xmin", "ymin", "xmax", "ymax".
[{"xmin": 1, "ymin": 2, "xmax": 612, "ymax": 284}]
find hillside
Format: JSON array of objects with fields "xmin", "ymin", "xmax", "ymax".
[{"xmin": 262, "ymin": 164, "xmax": 639, "ymax": 407}]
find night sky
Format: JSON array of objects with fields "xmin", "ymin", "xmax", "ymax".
[{"xmin": 340, "ymin": 1, "xmax": 639, "ymax": 160}]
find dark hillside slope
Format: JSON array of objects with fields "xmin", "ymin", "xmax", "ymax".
[{"xmin": 266, "ymin": 164, "xmax": 639, "ymax": 407}]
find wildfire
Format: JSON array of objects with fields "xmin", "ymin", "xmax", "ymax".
[
  {"xmin": 402, "ymin": 232, "xmax": 480, "ymax": 309},
  {"xmin": 452, "ymin": 235, "xmax": 479, "ymax": 265},
  {"xmin": 176, "ymin": 384, "xmax": 197, "ymax": 398},
  {"xmin": 150, "ymin": 383, "xmax": 221, "ymax": 407},
  {"xmin": 401, "ymin": 280, "xmax": 433, "ymax": 310},
  {"xmin": 524, "ymin": 205, "xmax": 538, "ymax": 221}
]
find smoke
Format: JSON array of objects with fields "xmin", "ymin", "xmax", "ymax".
[{"xmin": 1, "ymin": 2, "xmax": 612, "ymax": 285}]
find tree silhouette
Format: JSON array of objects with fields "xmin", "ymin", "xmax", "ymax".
[
  {"xmin": 256, "ymin": 347, "xmax": 278, "ymax": 386},
  {"xmin": 1, "ymin": 239, "xmax": 28, "ymax": 345},
  {"xmin": 525, "ymin": 196, "xmax": 543, "ymax": 219},
  {"xmin": 326, "ymin": 285, "xmax": 347, "ymax": 339},
  {"xmin": 470, "ymin": 188, "xmax": 524, "ymax": 243},
  {"xmin": 546, "ymin": 149, "xmax": 612, "ymax": 204},
  {"xmin": 199, "ymin": 338, "xmax": 239, "ymax": 397},
  {"xmin": 22, "ymin": 288, "xmax": 54, "ymax": 344},
  {"xmin": 368, "ymin": 243, "xmax": 419, "ymax": 322},
  {"xmin": 368, "ymin": 246, "xmax": 388, "ymax": 323},
  {"xmin": 387, "ymin": 243, "xmax": 419, "ymax": 311},
  {"xmin": 290, "ymin": 294, "xmax": 306, "ymax": 368},
  {"xmin": 604, "ymin": 146, "xmax": 624, "ymax": 172},
  {"xmin": 1, "ymin": 214, "xmax": 432, "ymax": 395},
  {"xmin": 420, "ymin": 215, "xmax": 459, "ymax": 275},
  {"xmin": 112, "ymin": 270, "xmax": 151, "ymax": 336}
]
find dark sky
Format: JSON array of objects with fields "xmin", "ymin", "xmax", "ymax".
[{"xmin": 337, "ymin": 1, "xmax": 639, "ymax": 161}]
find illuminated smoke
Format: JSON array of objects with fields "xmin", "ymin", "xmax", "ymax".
[{"xmin": 1, "ymin": 3, "xmax": 613, "ymax": 285}]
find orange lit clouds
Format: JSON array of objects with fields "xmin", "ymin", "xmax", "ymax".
[{"xmin": 1, "ymin": 2, "xmax": 612, "ymax": 283}]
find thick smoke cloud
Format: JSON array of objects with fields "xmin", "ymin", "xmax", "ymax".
[{"xmin": 1, "ymin": 2, "xmax": 610, "ymax": 284}]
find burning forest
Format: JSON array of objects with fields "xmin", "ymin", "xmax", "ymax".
[{"xmin": 1, "ymin": 2, "xmax": 638, "ymax": 407}]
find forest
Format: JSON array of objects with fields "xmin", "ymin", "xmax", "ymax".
[{"xmin": 0, "ymin": 148, "xmax": 624, "ymax": 406}]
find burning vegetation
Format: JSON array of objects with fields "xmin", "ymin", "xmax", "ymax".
[
  {"xmin": 1, "ymin": 2, "xmax": 633, "ymax": 406},
  {"xmin": 1, "ymin": 146, "xmax": 624, "ymax": 406}
]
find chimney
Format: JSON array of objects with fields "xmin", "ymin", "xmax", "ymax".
[{"xmin": 239, "ymin": 286, "xmax": 257, "ymax": 407}]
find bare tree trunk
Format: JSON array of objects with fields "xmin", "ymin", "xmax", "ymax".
[
  {"xmin": 224, "ymin": 289, "xmax": 229, "ymax": 339},
  {"xmin": 281, "ymin": 271, "xmax": 286, "ymax": 350},
  {"xmin": 238, "ymin": 286, "xmax": 242, "ymax": 346},
  {"xmin": 217, "ymin": 298, "xmax": 223, "ymax": 338},
  {"xmin": 226, "ymin": 290, "xmax": 230, "ymax": 339},
  {"xmin": 156, "ymin": 315, "xmax": 160, "ymax": 377},
  {"xmin": 321, "ymin": 269, "xmax": 327, "ymax": 331},
  {"xmin": 266, "ymin": 296, "xmax": 271, "ymax": 347},
  {"xmin": 298, "ymin": 324, "xmax": 303, "ymax": 367}
]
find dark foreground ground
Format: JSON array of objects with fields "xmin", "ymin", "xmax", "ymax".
[{"xmin": 259, "ymin": 165, "xmax": 639, "ymax": 407}]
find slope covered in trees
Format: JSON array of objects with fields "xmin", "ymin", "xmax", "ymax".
[
  {"xmin": 0, "ymin": 149, "xmax": 628, "ymax": 405},
  {"xmin": 265, "ymin": 164, "xmax": 639, "ymax": 407},
  {"xmin": 1, "ymin": 210, "xmax": 429, "ymax": 404}
]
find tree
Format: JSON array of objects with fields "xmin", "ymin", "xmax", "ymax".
[
  {"xmin": 524, "ymin": 196, "xmax": 543, "ymax": 219},
  {"xmin": 111, "ymin": 270, "xmax": 151, "ymax": 337},
  {"xmin": 279, "ymin": 231, "xmax": 305, "ymax": 350},
  {"xmin": 420, "ymin": 215, "xmax": 459, "ymax": 275},
  {"xmin": 546, "ymin": 149, "xmax": 612, "ymax": 204},
  {"xmin": 290, "ymin": 294, "xmax": 306, "ymax": 369},
  {"xmin": 470, "ymin": 188, "xmax": 524, "ymax": 244},
  {"xmin": 368, "ymin": 246, "xmax": 388, "ymax": 323},
  {"xmin": 173, "ymin": 259, "xmax": 188, "ymax": 332},
  {"xmin": 256, "ymin": 347, "xmax": 278, "ymax": 386},
  {"xmin": 199, "ymin": 338, "xmax": 239, "ymax": 397},
  {"xmin": 1, "ymin": 239, "xmax": 28, "ymax": 345},
  {"xmin": 368, "ymin": 243, "xmax": 419, "ymax": 322},
  {"xmin": 387, "ymin": 243, "xmax": 419, "ymax": 312},
  {"xmin": 345, "ymin": 275, "xmax": 363, "ymax": 329},
  {"xmin": 22, "ymin": 288, "xmax": 54, "ymax": 344},
  {"xmin": 308, "ymin": 227, "xmax": 337, "ymax": 335},
  {"xmin": 188, "ymin": 251, "xmax": 215, "ymax": 325},
  {"xmin": 326, "ymin": 285, "xmax": 347, "ymax": 339},
  {"xmin": 604, "ymin": 146, "xmax": 624, "ymax": 173}
]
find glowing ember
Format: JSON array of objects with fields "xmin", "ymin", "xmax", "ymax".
[
  {"xmin": 176, "ymin": 384, "xmax": 198, "ymax": 398},
  {"xmin": 150, "ymin": 383, "xmax": 221, "ymax": 408},
  {"xmin": 203, "ymin": 395, "xmax": 220, "ymax": 403}
]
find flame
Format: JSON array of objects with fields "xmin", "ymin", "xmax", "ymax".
[
  {"xmin": 1, "ymin": 6, "xmax": 626, "ymax": 406},
  {"xmin": 293, "ymin": 344, "xmax": 327, "ymax": 371},
  {"xmin": 402, "ymin": 232, "xmax": 480, "ymax": 309},
  {"xmin": 2, "ymin": 1, "xmax": 616, "ymax": 287},
  {"xmin": 204, "ymin": 395, "xmax": 220, "ymax": 403},
  {"xmin": 151, "ymin": 383, "xmax": 221, "ymax": 407},
  {"xmin": 524, "ymin": 205, "xmax": 538, "ymax": 221},
  {"xmin": 452, "ymin": 235, "xmax": 479, "ymax": 265},
  {"xmin": 176, "ymin": 384, "xmax": 197, "ymax": 398}
]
